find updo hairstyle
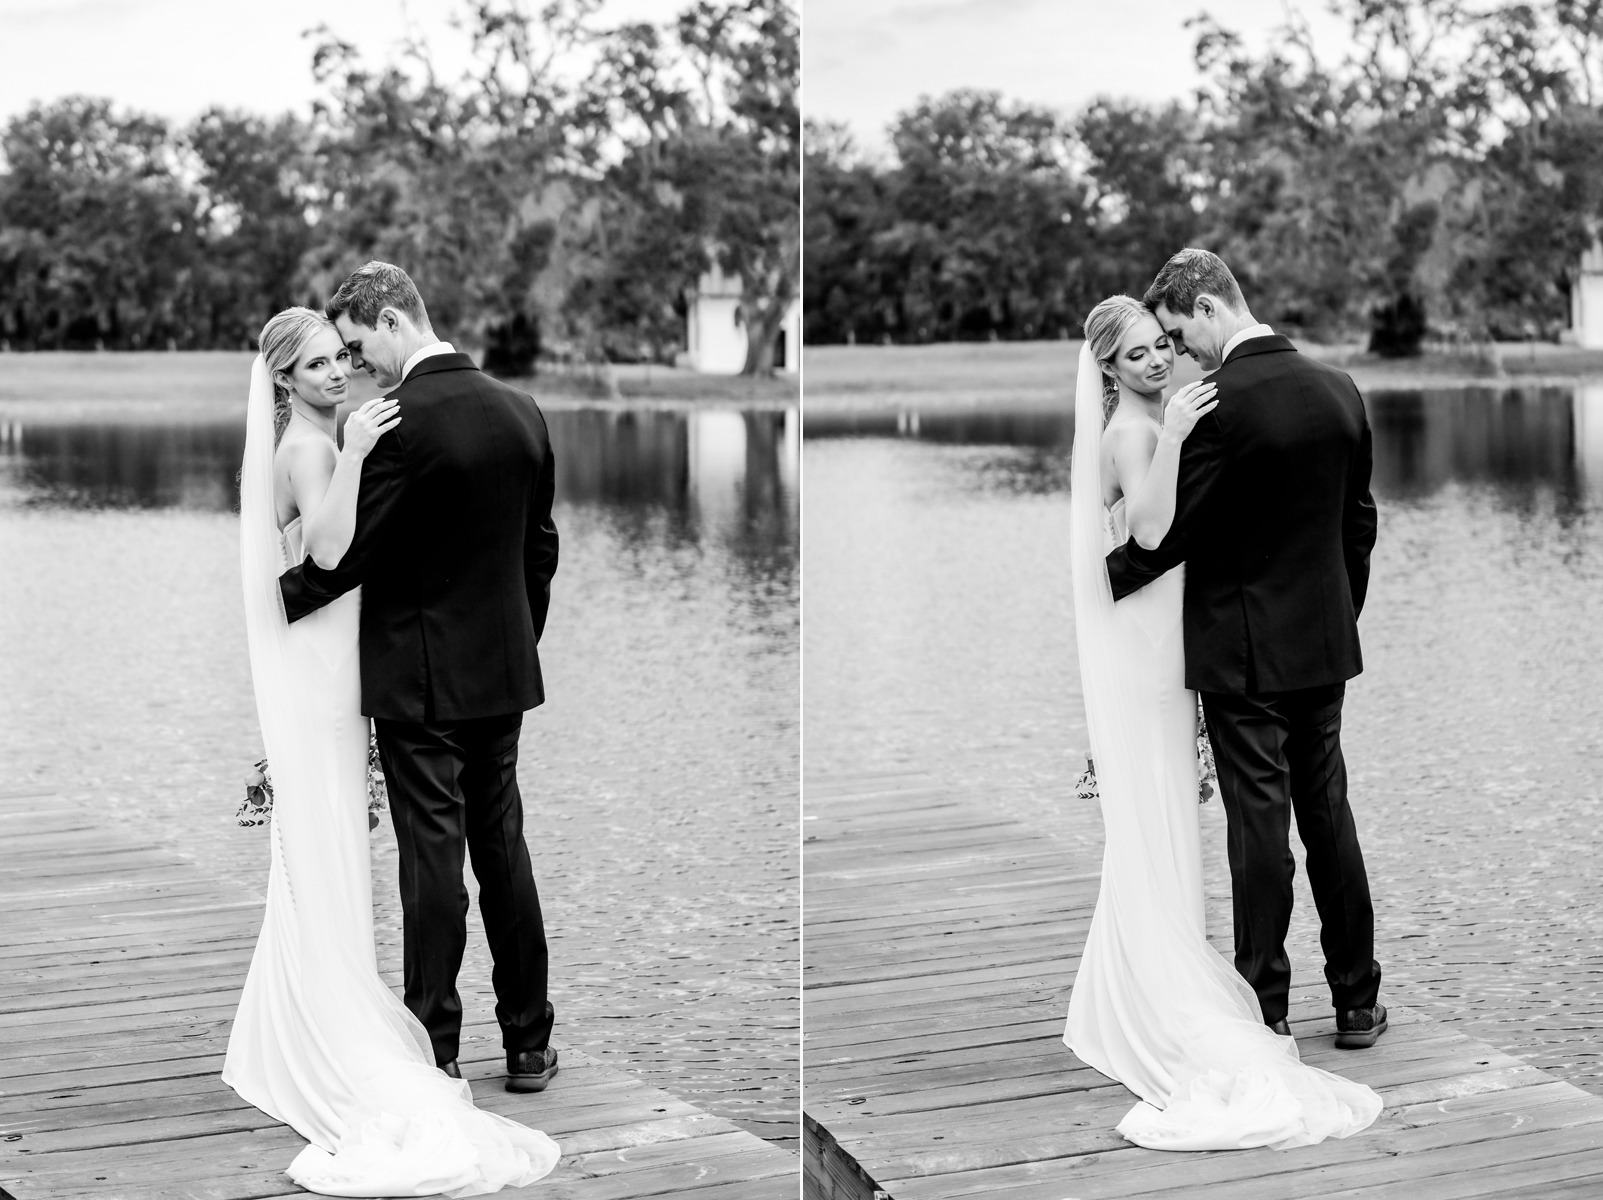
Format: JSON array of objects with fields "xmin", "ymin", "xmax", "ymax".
[
  {"xmin": 1083, "ymin": 295, "xmax": 1151, "ymax": 424},
  {"xmin": 258, "ymin": 307, "xmax": 336, "ymax": 444}
]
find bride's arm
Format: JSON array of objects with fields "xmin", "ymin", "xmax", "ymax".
[
  {"xmin": 286, "ymin": 399, "xmax": 401, "ymax": 570},
  {"xmin": 1115, "ymin": 381, "xmax": 1218, "ymax": 550}
]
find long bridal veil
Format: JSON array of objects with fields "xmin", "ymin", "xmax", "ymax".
[
  {"xmin": 228, "ymin": 356, "xmax": 559, "ymax": 1195},
  {"xmin": 1064, "ymin": 343, "xmax": 1382, "ymax": 1150}
]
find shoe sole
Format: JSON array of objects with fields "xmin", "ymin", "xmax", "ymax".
[
  {"xmin": 1334, "ymin": 1015, "xmax": 1388, "ymax": 1049},
  {"xmin": 505, "ymin": 1062, "xmax": 559, "ymax": 1093}
]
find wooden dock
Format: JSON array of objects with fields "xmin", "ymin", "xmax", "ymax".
[
  {"xmin": 0, "ymin": 787, "xmax": 796, "ymax": 1200},
  {"xmin": 803, "ymin": 770, "xmax": 1603, "ymax": 1199}
]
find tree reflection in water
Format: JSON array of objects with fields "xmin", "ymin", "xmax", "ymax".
[{"xmin": 802, "ymin": 385, "xmax": 1603, "ymax": 511}]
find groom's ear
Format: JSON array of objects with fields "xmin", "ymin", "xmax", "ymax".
[{"xmin": 1195, "ymin": 294, "xmax": 1216, "ymax": 320}]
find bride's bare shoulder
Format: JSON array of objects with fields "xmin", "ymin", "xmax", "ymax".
[
  {"xmin": 1101, "ymin": 414, "xmax": 1159, "ymax": 462},
  {"xmin": 273, "ymin": 423, "xmax": 336, "ymax": 474}
]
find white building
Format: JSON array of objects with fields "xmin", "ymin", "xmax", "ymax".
[
  {"xmin": 1570, "ymin": 238, "xmax": 1603, "ymax": 349},
  {"xmin": 682, "ymin": 261, "xmax": 800, "ymax": 374}
]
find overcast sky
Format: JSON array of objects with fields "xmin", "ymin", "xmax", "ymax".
[
  {"xmin": 0, "ymin": 0, "xmax": 684, "ymax": 126},
  {"xmin": 805, "ymin": 0, "xmax": 1354, "ymax": 150},
  {"xmin": 1, "ymin": 0, "xmax": 1354, "ymax": 145}
]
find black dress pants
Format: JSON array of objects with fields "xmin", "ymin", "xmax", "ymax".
[
  {"xmin": 374, "ymin": 712, "xmax": 553, "ymax": 1066},
  {"xmin": 1200, "ymin": 682, "xmax": 1381, "ymax": 1025}
]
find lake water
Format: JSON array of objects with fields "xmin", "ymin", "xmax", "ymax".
[
  {"xmin": 0, "ymin": 385, "xmax": 800, "ymax": 1147},
  {"xmin": 805, "ymin": 383, "xmax": 1603, "ymax": 1098}
]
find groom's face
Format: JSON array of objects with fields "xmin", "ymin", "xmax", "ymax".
[
  {"xmin": 1153, "ymin": 301, "xmax": 1223, "ymax": 372},
  {"xmin": 334, "ymin": 312, "xmax": 406, "ymax": 390}
]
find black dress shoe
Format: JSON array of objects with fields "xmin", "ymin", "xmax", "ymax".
[
  {"xmin": 1335, "ymin": 1002, "xmax": 1388, "ymax": 1049},
  {"xmin": 440, "ymin": 1060, "xmax": 462, "ymax": 1080},
  {"xmin": 1266, "ymin": 1018, "xmax": 1291, "ymax": 1037},
  {"xmin": 506, "ymin": 1046, "xmax": 559, "ymax": 1093}
]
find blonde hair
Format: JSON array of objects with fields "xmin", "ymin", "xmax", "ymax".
[
  {"xmin": 1083, "ymin": 295, "xmax": 1151, "ymax": 424},
  {"xmin": 258, "ymin": 307, "xmax": 335, "ymax": 444}
]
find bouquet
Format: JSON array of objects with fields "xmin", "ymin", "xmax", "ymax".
[
  {"xmin": 238, "ymin": 732, "xmax": 389, "ymax": 830},
  {"xmin": 1073, "ymin": 696, "xmax": 1218, "ymax": 805}
]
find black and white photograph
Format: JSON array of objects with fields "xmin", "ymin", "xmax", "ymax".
[
  {"xmin": 0, "ymin": 1, "xmax": 798, "ymax": 1196},
  {"xmin": 15, "ymin": 0, "xmax": 1603, "ymax": 1196},
  {"xmin": 803, "ymin": 0, "xmax": 1603, "ymax": 1196}
]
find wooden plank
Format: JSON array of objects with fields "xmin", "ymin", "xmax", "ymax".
[
  {"xmin": 803, "ymin": 770, "xmax": 1603, "ymax": 1199},
  {"xmin": 0, "ymin": 789, "xmax": 798, "ymax": 1198},
  {"xmin": 869, "ymin": 1082, "xmax": 1603, "ymax": 1197}
]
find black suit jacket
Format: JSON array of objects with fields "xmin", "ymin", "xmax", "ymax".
[
  {"xmin": 279, "ymin": 353, "xmax": 559, "ymax": 722},
  {"xmin": 1105, "ymin": 335, "xmax": 1376, "ymax": 695}
]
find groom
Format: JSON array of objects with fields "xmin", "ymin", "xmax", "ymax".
[
  {"xmin": 1106, "ymin": 248, "xmax": 1387, "ymax": 1048},
  {"xmin": 280, "ymin": 260, "xmax": 562, "ymax": 1091}
]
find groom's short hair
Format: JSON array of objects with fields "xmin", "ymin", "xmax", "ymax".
[
  {"xmin": 327, "ymin": 261, "xmax": 433, "ymax": 332},
  {"xmin": 1143, "ymin": 248, "xmax": 1247, "ymax": 317}
]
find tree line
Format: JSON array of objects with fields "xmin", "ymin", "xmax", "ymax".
[
  {"xmin": 804, "ymin": 0, "xmax": 1603, "ymax": 355},
  {"xmin": 0, "ymin": 0, "xmax": 798, "ymax": 375}
]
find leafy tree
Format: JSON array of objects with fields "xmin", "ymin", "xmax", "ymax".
[
  {"xmin": 186, "ymin": 109, "xmax": 317, "ymax": 345},
  {"xmin": 297, "ymin": 28, "xmax": 550, "ymax": 361},
  {"xmin": 802, "ymin": 121, "xmax": 891, "ymax": 344},
  {"xmin": 1075, "ymin": 99, "xmax": 1205, "ymax": 307},
  {"xmin": 574, "ymin": 0, "xmax": 799, "ymax": 372},
  {"xmin": 1185, "ymin": 4, "xmax": 1473, "ymax": 353},
  {"xmin": 1446, "ymin": 3, "xmax": 1603, "ymax": 337},
  {"xmin": 0, "ymin": 97, "xmax": 200, "ymax": 349},
  {"xmin": 878, "ymin": 90, "xmax": 1087, "ymax": 341},
  {"xmin": 0, "ymin": 2, "xmax": 798, "ymax": 367},
  {"xmin": 800, "ymin": 0, "xmax": 1603, "ymax": 353},
  {"xmin": 565, "ymin": 19, "xmax": 712, "ymax": 363}
]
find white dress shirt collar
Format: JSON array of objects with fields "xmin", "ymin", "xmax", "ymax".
[
  {"xmin": 402, "ymin": 340, "xmax": 456, "ymax": 381},
  {"xmin": 1221, "ymin": 323, "xmax": 1275, "ymax": 365}
]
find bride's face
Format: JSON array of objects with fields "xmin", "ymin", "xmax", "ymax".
[
  {"xmin": 1107, "ymin": 315, "xmax": 1174, "ymax": 400},
  {"xmin": 281, "ymin": 327, "xmax": 353, "ymax": 410}
]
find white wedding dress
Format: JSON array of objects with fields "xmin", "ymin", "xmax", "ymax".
[
  {"xmin": 225, "ymin": 357, "xmax": 560, "ymax": 1196},
  {"xmin": 1063, "ymin": 345, "xmax": 1382, "ymax": 1150}
]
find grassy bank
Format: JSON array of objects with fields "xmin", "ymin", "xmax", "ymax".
[
  {"xmin": 0, "ymin": 350, "xmax": 795, "ymax": 422},
  {"xmin": 802, "ymin": 339, "xmax": 1603, "ymax": 412},
  {"xmin": 519, "ymin": 361, "xmax": 797, "ymax": 407}
]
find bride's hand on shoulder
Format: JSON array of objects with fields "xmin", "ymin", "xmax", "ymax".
[
  {"xmin": 1163, "ymin": 381, "xmax": 1219, "ymax": 441},
  {"xmin": 342, "ymin": 398, "xmax": 402, "ymax": 459}
]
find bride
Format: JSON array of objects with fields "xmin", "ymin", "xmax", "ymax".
[
  {"xmin": 226, "ymin": 308, "xmax": 560, "ymax": 1195},
  {"xmin": 1063, "ymin": 295, "xmax": 1382, "ymax": 1150}
]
